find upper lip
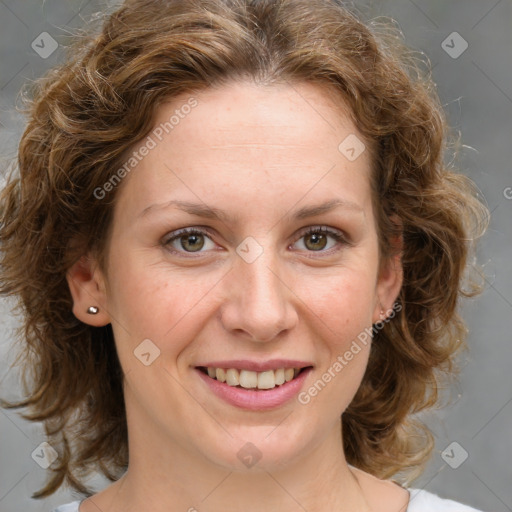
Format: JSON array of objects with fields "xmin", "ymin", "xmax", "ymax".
[{"xmin": 195, "ymin": 359, "xmax": 314, "ymax": 372}]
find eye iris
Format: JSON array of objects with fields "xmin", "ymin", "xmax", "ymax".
[
  {"xmin": 172, "ymin": 229, "xmax": 335, "ymax": 253},
  {"xmin": 305, "ymin": 232, "xmax": 327, "ymax": 251},
  {"xmin": 181, "ymin": 233, "xmax": 204, "ymax": 252}
]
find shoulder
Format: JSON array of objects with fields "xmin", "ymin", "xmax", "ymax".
[
  {"xmin": 407, "ymin": 488, "xmax": 485, "ymax": 512},
  {"xmin": 50, "ymin": 489, "xmax": 485, "ymax": 512},
  {"xmin": 51, "ymin": 501, "xmax": 81, "ymax": 512}
]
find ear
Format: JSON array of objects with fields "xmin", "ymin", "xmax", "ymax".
[
  {"xmin": 373, "ymin": 220, "xmax": 403, "ymax": 323},
  {"xmin": 66, "ymin": 254, "xmax": 111, "ymax": 327}
]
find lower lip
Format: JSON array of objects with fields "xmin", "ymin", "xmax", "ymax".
[{"xmin": 195, "ymin": 368, "xmax": 313, "ymax": 411}]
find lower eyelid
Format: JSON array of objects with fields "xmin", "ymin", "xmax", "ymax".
[
  {"xmin": 162, "ymin": 227, "xmax": 349, "ymax": 255},
  {"xmin": 163, "ymin": 228, "xmax": 216, "ymax": 254},
  {"xmin": 292, "ymin": 229, "xmax": 348, "ymax": 253}
]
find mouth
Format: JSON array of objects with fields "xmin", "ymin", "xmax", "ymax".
[{"xmin": 196, "ymin": 365, "xmax": 313, "ymax": 391}]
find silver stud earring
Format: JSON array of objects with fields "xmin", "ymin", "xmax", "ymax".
[{"xmin": 87, "ymin": 306, "xmax": 99, "ymax": 315}]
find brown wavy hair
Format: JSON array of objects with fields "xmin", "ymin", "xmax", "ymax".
[{"xmin": 0, "ymin": 0, "xmax": 489, "ymax": 499}]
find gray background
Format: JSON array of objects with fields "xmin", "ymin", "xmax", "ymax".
[{"xmin": 0, "ymin": 1, "xmax": 511, "ymax": 511}]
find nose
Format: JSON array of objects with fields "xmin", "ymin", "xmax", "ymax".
[{"xmin": 219, "ymin": 246, "xmax": 298, "ymax": 343}]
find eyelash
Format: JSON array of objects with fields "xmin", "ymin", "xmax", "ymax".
[{"xmin": 161, "ymin": 225, "xmax": 350, "ymax": 258}]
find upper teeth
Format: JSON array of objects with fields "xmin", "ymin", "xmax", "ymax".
[{"xmin": 206, "ymin": 367, "xmax": 301, "ymax": 390}]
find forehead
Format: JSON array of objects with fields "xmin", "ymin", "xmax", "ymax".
[
  {"xmin": 153, "ymin": 80, "xmax": 364, "ymax": 152},
  {"xmin": 115, "ymin": 80, "xmax": 374, "ymax": 221}
]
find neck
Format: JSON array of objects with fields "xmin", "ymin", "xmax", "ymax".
[{"xmin": 95, "ymin": 416, "xmax": 372, "ymax": 512}]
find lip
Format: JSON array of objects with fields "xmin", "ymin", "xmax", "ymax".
[
  {"xmin": 195, "ymin": 366, "xmax": 313, "ymax": 411},
  {"xmin": 194, "ymin": 359, "xmax": 313, "ymax": 372}
]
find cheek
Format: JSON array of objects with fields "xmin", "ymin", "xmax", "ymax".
[
  {"xmin": 105, "ymin": 250, "xmax": 220, "ymax": 356},
  {"xmin": 304, "ymin": 269, "xmax": 377, "ymax": 341},
  {"xmin": 302, "ymin": 275, "xmax": 374, "ymax": 412}
]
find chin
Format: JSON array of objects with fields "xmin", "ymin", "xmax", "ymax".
[{"xmin": 199, "ymin": 426, "xmax": 313, "ymax": 474}]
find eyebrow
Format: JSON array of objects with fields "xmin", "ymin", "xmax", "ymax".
[{"xmin": 138, "ymin": 198, "xmax": 363, "ymax": 223}]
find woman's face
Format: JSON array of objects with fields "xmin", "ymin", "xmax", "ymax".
[{"xmin": 70, "ymin": 80, "xmax": 401, "ymax": 472}]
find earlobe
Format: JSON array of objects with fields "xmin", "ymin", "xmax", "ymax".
[{"xmin": 66, "ymin": 255, "xmax": 111, "ymax": 327}]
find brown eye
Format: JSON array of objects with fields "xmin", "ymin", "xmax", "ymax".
[
  {"xmin": 163, "ymin": 228, "xmax": 216, "ymax": 255},
  {"xmin": 293, "ymin": 226, "xmax": 349, "ymax": 255},
  {"xmin": 303, "ymin": 231, "xmax": 329, "ymax": 251},
  {"xmin": 178, "ymin": 233, "xmax": 205, "ymax": 252}
]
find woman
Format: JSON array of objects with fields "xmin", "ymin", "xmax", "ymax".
[{"xmin": 0, "ymin": 0, "xmax": 489, "ymax": 511}]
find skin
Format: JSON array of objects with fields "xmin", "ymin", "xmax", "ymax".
[{"xmin": 67, "ymin": 80, "xmax": 408, "ymax": 512}]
